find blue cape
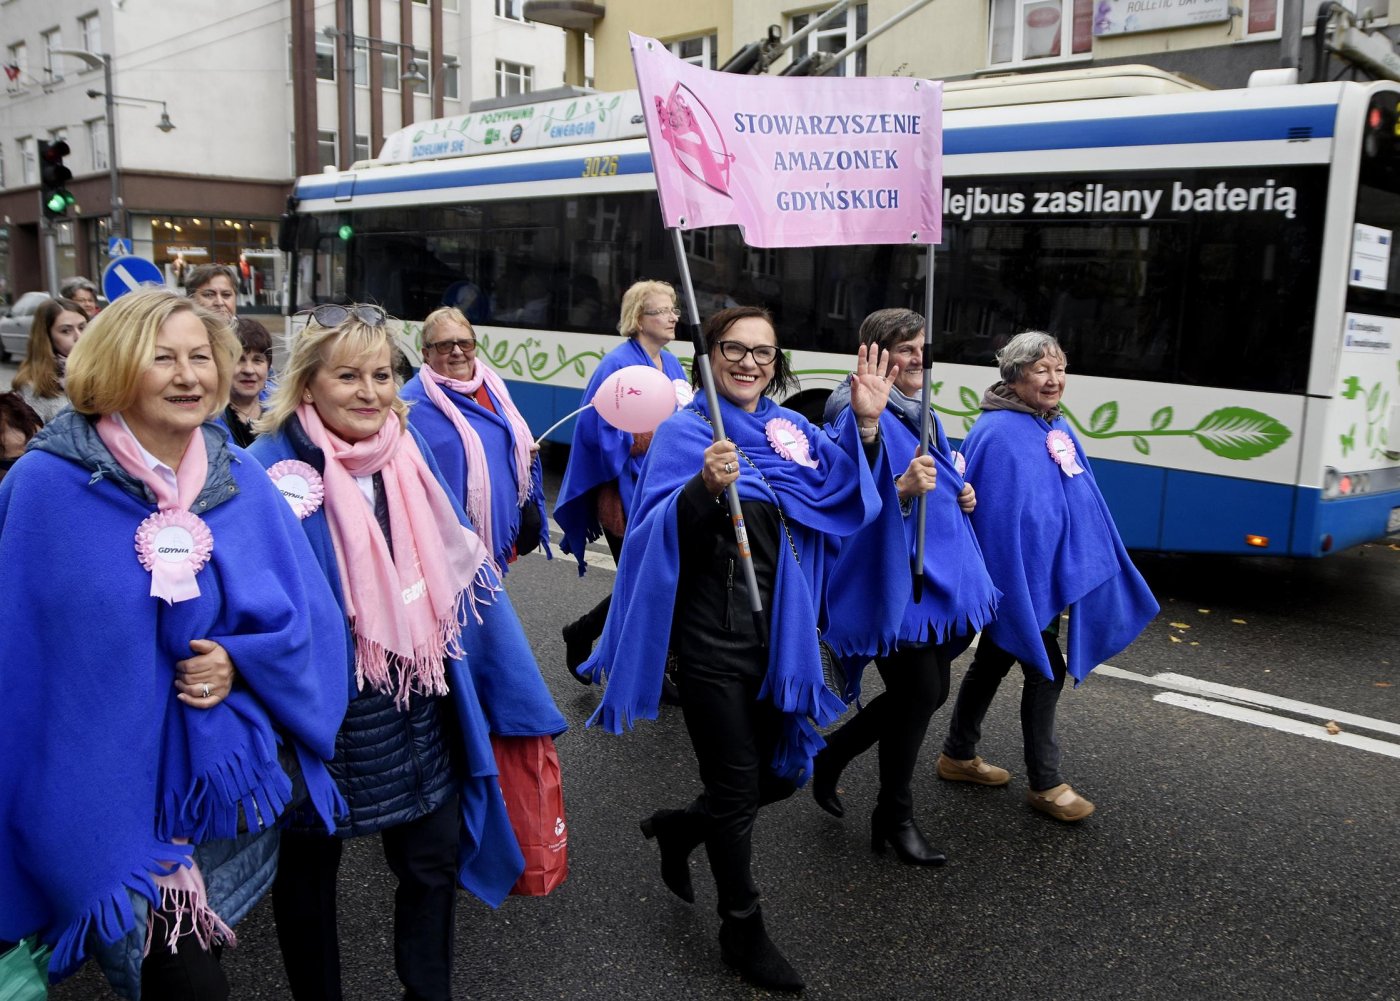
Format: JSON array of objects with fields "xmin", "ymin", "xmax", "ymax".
[
  {"xmin": 401, "ymin": 372, "xmax": 552, "ymax": 570},
  {"xmin": 962, "ymin": 407, "xmax": 1159, "ymax": 682},
  {"xmin": 580, "ymin": 395, "xmax": 883, "ymax": 782},
  {"xmin": 553, "ymin": 338, "xmax": 686, "ymax": 572},
  {"xmin": 249, "ymin": 420, "xmax": 566, "ymax": 908},
  {"xmin": 0, "ymin": 416, "xmax": 348, "ymax": 980},
  {"xmin": 824, "ymin": 402, "xmax": 1000, "ymax": 661}
]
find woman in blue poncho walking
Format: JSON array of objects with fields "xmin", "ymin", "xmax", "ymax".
[
  {"xmin": 580, "ymin": 306, "xmax": 903, "ymax": 993},
  {"xmin": 937, "ymin": 331, "xmax": 1158, "ymax": 822}
]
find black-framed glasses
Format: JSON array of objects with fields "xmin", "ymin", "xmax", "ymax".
[
  {"xmin": 299, "ymin": 303, "xmax": 388, "ymax": 328},
  {"xmin": 716, "ymin": 341, "xmax": 778, "ymax": 365},
  {"xmin": 426, "ymin": 338, "xmax": 476, "ymax": 356}
]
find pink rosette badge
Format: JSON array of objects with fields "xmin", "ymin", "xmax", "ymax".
[
  {"xmin": 952, "ymin": 450, "xmax": 967, "ymax": 478},
  {"xmin": 1045, "ymin": 430, "xmax": 1085, "ymax": 477},
  {"xmin": 135, "ymin": 509, "xmax": 214, "ymax": 605},
  {"xmin": 765, "ymin": 417, "xmax": 819, "ymax": 469},
  {"xmin": 267, "ymin": 460, "xmax": 325, "ymax": 520}
]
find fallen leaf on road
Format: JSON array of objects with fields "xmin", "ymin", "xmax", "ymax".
[
  {"xmin": 1170, "ymin": 622, "xmax": 1191, "ymax": 629},
  {"xmin": 1231, "ymin": 618, "xmax": 1247, "ymax": 624},
  {"xmin": 1377, "ymin": 682, "xmax": 1393, "ymax": 688},
  {"xmin": 1197, "ymin": 608, "xmax": 1211, "ymax": 614},
  {"xmin": 1325, "ymin": 721, "xmax": 1342, "ymax": 735},
  {"xmin": 1169, "ymin": 635, "xmax": 1182, "ymax": 643},
  {"xmin": 1190, "ymin": 642, "xmax": 1200, "ymax": 647}
]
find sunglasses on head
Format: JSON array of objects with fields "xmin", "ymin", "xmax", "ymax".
[{"xmin": 299, "ymin": 303, "xmax": 388, "ymax": 329}]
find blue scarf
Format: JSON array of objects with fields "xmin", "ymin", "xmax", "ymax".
[
  {"xmin": 0, "ymin": 416, "xmax": 348, "ymax": 980},
  {"xmin": 962, "ymin": 406, "xmax": 1159, "ymax": 682},
  {"xmin": 553, "ymin": 338, "xmax": 686, "ymax": 572},
  {"xmin": 823, "ymin": 395, "xmax": 1000, "ymax": 660},
  {"xmin": 401, "ymin": 372, "xmax": 552, "ymax": 570},
  {"xmin": 250, "ymin": 420, "xmax": 566, "ymax": 907},
  {"xmin": 581, "ymin": 395, "xmax": 883, "ymax": 782}
]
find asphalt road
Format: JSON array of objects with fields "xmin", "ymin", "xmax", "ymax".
[{"xmin": 15, "ymin": 390, "xmax": 1400, "ymax": 1000}]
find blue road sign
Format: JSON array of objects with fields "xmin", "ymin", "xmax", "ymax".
[
  {"xmin": 108, "ymin": 237, "xmax": 132, "ymax": 257},
  {"xmin": 102, "ymin": 256, "xmax": 165, "ymax": 302}
]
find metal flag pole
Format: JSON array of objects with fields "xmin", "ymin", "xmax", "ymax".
[
  {"xmin": 913, "ymin": 242, "xmax": 936, "ymax": 601},
  {"xmin": 669, "ymin": 227, "xmax": 769, "ymax": 646}
]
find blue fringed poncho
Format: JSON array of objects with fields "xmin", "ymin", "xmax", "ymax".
[
  {"xmin": 823, "ymin": 386, "xmax": 1000, "ymax": 661},
  {"xmin": 962, "ymin": 394, "xmax": 1159, "ymax": 682},
  {"xmin": 580, "ymin": 395, "xmax": 889, "ymax": 782},
  {"xmin": 401, "ymin": 372, "xmax": 552, "ymax": 570},
  {"xmin": 553, "ymin": 338, "xmax": 686, "ymax": 571},
  {"xmin": 0, "ymin": 414, "xmax": 349, "ymax": 981},
  {"xmin": 250, "ymin": 420, "xmax": 566, "ymax": 908}
]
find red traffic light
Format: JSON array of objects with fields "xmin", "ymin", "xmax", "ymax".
[{"xmin": 41, "ymin": 139, "xmax": 71, "ymax": 162}]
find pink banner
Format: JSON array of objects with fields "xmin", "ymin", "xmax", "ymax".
[{"xmin": 630, "ymin": 32, "xmax": 942, "ymax": 248}]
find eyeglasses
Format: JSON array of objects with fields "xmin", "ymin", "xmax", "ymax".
[
  {"xmin": 426, "ymin": 338, "xmax": 476, "ymax": 356},
  {"xmin": 716, "ymin": 341, "xmax": 778, "ymax": 365},
  {"xmin": 299, "ymin": 303, "xmax": 388, "ymax": 328},
  {"xmin": 643, "ymin": 307, "xmax": 682, "ymax": 317}
]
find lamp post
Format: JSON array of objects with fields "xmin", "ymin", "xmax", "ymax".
[
  {"xmin": 50, "ymin": 47, "xmax": 119, "ymax": 239},
  {"xmin": 401, "ymin": 54, "xmax": 460, "ymax": 106}
]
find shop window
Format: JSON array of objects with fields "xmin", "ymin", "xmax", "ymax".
[{"xmin": 989, "ymin": 0, "xmax": 1093, "ymax": 65}]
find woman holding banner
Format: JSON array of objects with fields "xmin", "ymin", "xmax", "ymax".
[
  {"xmin": 579, "ymin": 306, "xmax": 904, "ymax": 993},
  {"xmin": 555, "ymin": 279, "xmax": 687, "ymax": 679},
  {"xmin": 815, "ymin": 308, "xmax": 1000, "ymax": 865}
]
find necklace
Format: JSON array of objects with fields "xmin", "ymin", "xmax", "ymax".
[{"xmin": 230, "ymin": 400, "xmax": 260, "ymax": 424}]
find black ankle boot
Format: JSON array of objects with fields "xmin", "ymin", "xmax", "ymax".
[
  {"xmin": 718, "ymin": 908, "xmax": 804, "ymax": 993},
  {"xmin": 870, "ymin": 811, "xmax": 947, "ymax": 867},
  {"xmin": 810, "ymin": 750, "xmax": 845, "ymax": 818},
  {"xmin": 560, "ymin": 621, "xmax": 594, "ymax": 683},
  {"xmin": 639, "ymin": 810, "xmax": 703, "ymax": 903}
]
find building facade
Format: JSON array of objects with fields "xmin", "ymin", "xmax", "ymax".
[{"xmin": 0, "ymin": 0, "xmax": 565, "ymax": 309}]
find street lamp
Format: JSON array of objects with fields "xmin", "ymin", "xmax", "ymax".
[
  {"xmin": 88, "ymin": 90, "xmax": 176, "ymax": 133},
  {"xmin": 401, "ymin": 55, "xmax": 460, "ymax": 103}
]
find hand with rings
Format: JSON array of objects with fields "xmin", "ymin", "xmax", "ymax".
[
  {"xmin": 176, "ymin": 638, "xmax": 236, "ymax": 709},
  {"xmin": 702, "ymin": 440, "xmax": 740, "ymax": 496}
]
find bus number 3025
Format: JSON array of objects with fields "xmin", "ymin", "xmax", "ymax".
[{"xmin": 582, "ymin": 155, "xmax": 620, "ymax": 178}]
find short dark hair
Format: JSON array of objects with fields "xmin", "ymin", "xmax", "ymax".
[
  {"xmin": 186, "ymin": 264, "xmax": 238, "ymax": 292},
  {"xmin": 691, "ymin": 305, "xmax": 797, "ymax": 400},
  {"xmin": 857, "ymin": 308, "xmax": 924, "ymax": 355},
  {"xmin": 234, "ymin": 317, "xmax": 273, "ymax": 361},
  {"xmin": 0, "ymin": 391, "xmax": 44, "ymax": 437}
]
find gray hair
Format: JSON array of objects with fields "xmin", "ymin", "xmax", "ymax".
[
  {"xmin": 186, "ymin": 263, "xmax": 238, "ymax": 292},
  {"xmin": 996, "ymin": 331, "xmax": 1066, "ymax": 384},
  {"xmin": 857, "ymin": 308, "xmax": 924, "ymax": 355},
  {"xmin": 59, "ymin": 276, "xmax": 98, "ymax": 298}
]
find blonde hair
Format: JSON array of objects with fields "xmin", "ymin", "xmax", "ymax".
[
  {"xmin": 12, "ymin": 297, "xmax": 85, "ymax": 400},
  {"xmin": 617, "ymin": 280, "xmax": 677, "ymax": 338},
  {"xmin": 258, "ymin": 317, "xmax": 409, "ymax": 434},
  {"xmin": 421, "ymin": 306, "xmax": 473, "ymax": 348},
  {"xmin": 66, "ymin": 289, "xmax": 238, "ymax": 417}
]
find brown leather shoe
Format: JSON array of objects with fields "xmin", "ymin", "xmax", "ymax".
[
  {"xmin": 936, "ymin": 753, "xmax": 1011, "ymax": 786},
  {"xmin": 1026, "ymin": 783, "xmax": 1095, "ymax": 822}
]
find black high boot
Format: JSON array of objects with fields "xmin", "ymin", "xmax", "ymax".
[
  {"xmin": 809, "ymin": 747, "xmax": 846, "ymax": 818},
  {"xmin": 639, "ymin": 809, "xmax": 706, "ymax": 903},
  {"xmin": 870, "ymin": 807, "xmax": 947, "ymax": 867},
  {"xmin": 718, "ymin": 907, "xmax": 804, "ymax": 993}
]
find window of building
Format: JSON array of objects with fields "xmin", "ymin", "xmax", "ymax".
[
  {"xmin": 318, "ymin": 129, "xmax": 337, "ymax": 171},
  {"xmin": 78, "ymin": 12, "xmax": 101, "ymax": 54},
  {"xmin": 988, "ymin": 0, "xmax": 1093, "ymax": 65},
  {"xmin": 382, "ymin": 47, "xmax": 400, "ymax": 91},
  {"xmin": 353, "ymin": 39, "xmax": 369, "ymax": 87},
  {"xmin": 669, "ymin": 33, "xmax": 718, "ymax": 69},
  {"xmin": 40, "ymin": 28, "xmax": 61, "ymax": 81},
  {"xmin": 441, "ymin": 60, "xmax": 459, "ymax": 100},
  {"xmin": 496, "ymin": 59, "xmax": 532, "ymax": 97},
  {"xmin": 496, "ymin": 0, "xmax": 525, "ymax": 20},
  {"xmin": 18, "ymin": 136, "xmax": 37, "ymax": 185},
  {"xmin": 354, "ymin": 133, "xmax": 370, "ymax": 163},
  {"xmin": 86, "ymin": 118, "xmax": 108, "ymax": 170},
  {"xmin": 7, "ymin": 42, "xmax": 28, "ymax": 92},
  {"xmin": 315, "ymin": 34, "xmax": 335, "ymax": 81},
  {"xmin": 791, "ymin": 5, "xmax": 867, "ymax": 76}
]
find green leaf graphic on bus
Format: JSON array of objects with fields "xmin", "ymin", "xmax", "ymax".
[
  {"xmin": 1090, "ymin": 402, "xmax": 1118, "ymax": 434},
  {"xmin": 1150, "ymin": 407, "xmax": 1173, "ymax": 431},
  {"xmin": 958, "ymin": 386, "xmax": 979, "ymax": 411},
  {"xmin": 1190, "ymin": 408, "xmax": 1292, "ymax": 459}
]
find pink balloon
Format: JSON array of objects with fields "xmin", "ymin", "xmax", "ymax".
[{"xmin": 591, "ymin": 364, "xmax": 680, "ymax": 434}]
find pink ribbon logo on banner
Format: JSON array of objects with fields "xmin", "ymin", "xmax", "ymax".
[{"xmin": 630, "ymin": 32, "xmax": 942, "ymax": 249}]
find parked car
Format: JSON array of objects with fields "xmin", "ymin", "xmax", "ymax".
[{"xmin": 0, "ymin": 292, "xmax": 50, "ymax": 363}]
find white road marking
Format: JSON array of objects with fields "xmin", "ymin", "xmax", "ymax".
[
  {"xmin": 1152, "ymin": 692, "xmax": 1400, "ymax": 759},
  {"xmin": 1095, "ymin": 664, "xmax": 1400, "ymax": 738}
]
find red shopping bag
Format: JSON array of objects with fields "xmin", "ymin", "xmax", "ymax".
[{"xmin": 490, "ymin": 734, "xmax": 568, "ymax": 896}]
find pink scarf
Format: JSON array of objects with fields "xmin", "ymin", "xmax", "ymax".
[
  {"xmin": 419, "ymin": 361, "xmax": 534, "ymax": 559},
  {"xmin": 96, "ymin": 414, "xmax": 208, "ymax": 510},
  {"xmin": 299, "ymin": 403, "xmax": 493, "ymax": 706}
]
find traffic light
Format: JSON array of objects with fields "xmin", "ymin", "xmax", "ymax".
[{"xmin": 38, "ymin": 139, "xmax": 75, "ymax": 219}]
